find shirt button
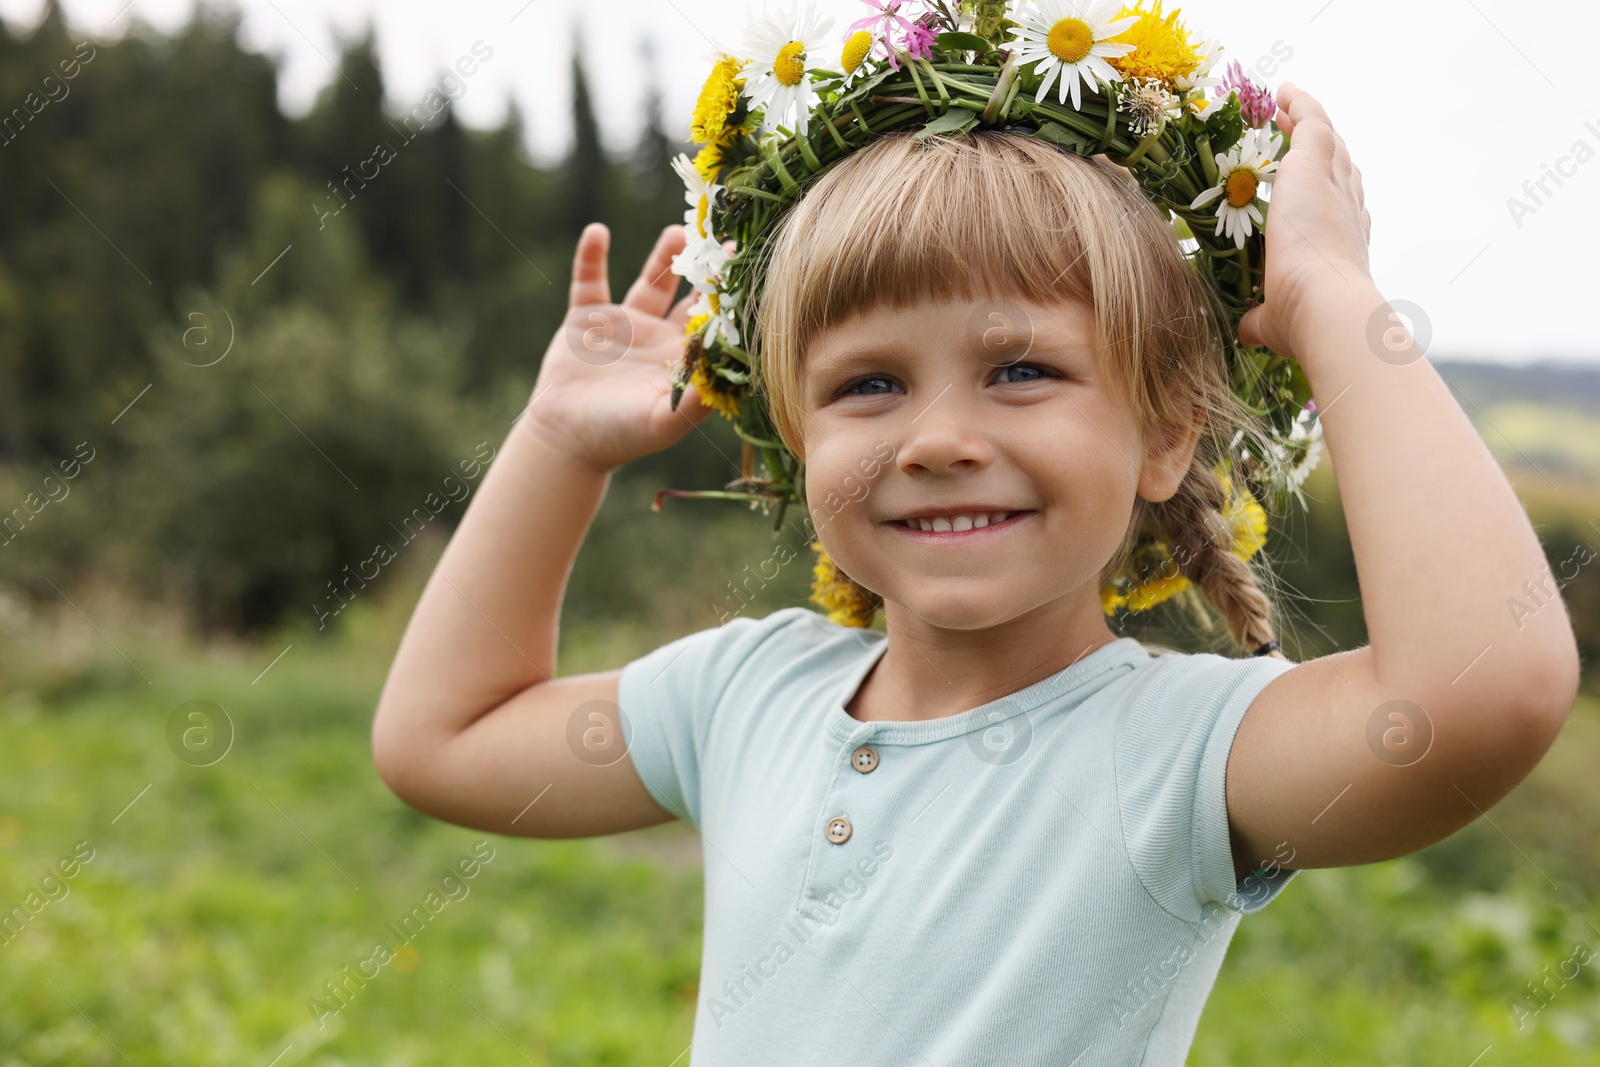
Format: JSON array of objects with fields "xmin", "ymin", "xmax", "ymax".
[
  {"xmin": 826, "ymin": 817, "xmax": 853, "ymax": 844},
  {"xmin": 851, "ymin": 745, "xmax": 879, "ymax": 773}
]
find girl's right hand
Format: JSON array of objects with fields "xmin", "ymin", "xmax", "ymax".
[{"xmin": 523, "ymin": 222, "xmax": 717, "ymax": 473}]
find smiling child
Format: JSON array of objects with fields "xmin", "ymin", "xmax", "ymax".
[{"xmin": 370, "ymin": 6, "xmax": 1581, "ymax": 1062}]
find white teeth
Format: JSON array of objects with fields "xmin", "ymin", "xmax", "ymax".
[{"xmin": 906, "ymin": 511, "xmax": 1016, "ymax": 532}]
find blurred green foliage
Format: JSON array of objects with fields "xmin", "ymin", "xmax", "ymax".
[
  {"xmin": 1, "ymin": 3, "xmax": 1599, "ymax": 1063},
  {"xmin": 0, "ymin": 2, "xmax": 738, "ymax": 632},
  {"xmin": 0, "ymin": 514, "xmax": 1597, "ymax": 1064}
]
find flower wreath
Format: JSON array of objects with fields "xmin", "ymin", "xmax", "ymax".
[{"xmin": 657, "ymin": 0, "xmax": 1325, "ymax": 629}]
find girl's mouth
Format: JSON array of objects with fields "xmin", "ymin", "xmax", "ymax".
[{"xmin": 888, "ymin": 510, "xmax": 1037, "ymax": 541}]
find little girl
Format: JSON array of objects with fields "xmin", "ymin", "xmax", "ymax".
[{"xmin": 371, "ymin": 83, "xmax": 1580, "ymax": 1064}]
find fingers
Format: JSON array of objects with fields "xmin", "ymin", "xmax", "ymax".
[
  {"xmin": 1276, "ymin": 83, "xmax": 1341, "ymax": 165},
  {"xmin": 1237, "ymin": 304, "xmax": 1283, "ymax": 354},
  {"xmin": 1236, "ymin": 304, "xmax": 1265, "ymax": 351},
  {"xmin": 1276, "ymin": 83, "xmax": 1329, "ymax": 129},
  {"xmin": 569, "ymin": 222, "xmax": 611, "ymax": 309},
  {"xmin": 623, "ymin": 225, "xmax": 691, "ymax": 318}
]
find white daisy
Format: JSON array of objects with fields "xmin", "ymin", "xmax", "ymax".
[
  {"xmin": 1011, "ymin": 0, "xmax": 1138, "ymax": 112},
  {"xmin": 742, "ymin": 2, "xmax": 836, "ymax": 135},
  {"xmin": 1189, "ymin": 127, "xmax": 1280, "ymax": 250},
  {"xmin": 692, "ymin": 286, "xmax": 743, "ymax": 348},
  {"xmin": 1187, "ymin": 92, "xmax": 1224, "ymax": 120},
  {"xmin": 1174, "ymin": 35, "xmax": 1223, "ymax": 92},
  {"xmin": 1285, "ymin": 407, "xmax": 1324, "ymax": 487},
  {"xmin": 671, "ymin": 153, "xmax": 722, "ymax": 242},
  {"xmin": 671, "ymin": 232, "xmax": 731, "ymax": 295}
]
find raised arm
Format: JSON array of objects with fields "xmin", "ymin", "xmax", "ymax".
[
  {"xmin": 1223, "ymin": 85, "xmax": 1581, "ymax": 880},
  {"xmin": 371, "ymin": 222, "xmax": 715, "ymax": 838}
]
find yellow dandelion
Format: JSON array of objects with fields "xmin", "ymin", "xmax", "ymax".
[
  {"xmin": 1214, "ymin": 463, "xmax": 1268, "ymax": 560},
  {"xmin": 1226, "ymin": 489, "xmax": 1268, "ymax": 560},
  {"xmin": 1100, "ymin": 583, "xmax": 1127, "ymax": 615},
  {"xmin": 692, "ymin": 56, "xmax": 747, "ymax": 145},
  {"xmin": 690, "ymin": 359, "xmax": 742, "ymax": 422},
  {"xmin": 692, "ymin": 140, "xmax": 725, "ymax": 185},
  {"xmin": 1106, "ymin": 1, "xmax": 1206, "ymax": 88},
  {"xmin": 809, "ymin": 541, "xmax": 877, "ymax": 627},
  {"xmin": 1126, "ymin": 572, "xmax": 1190, "ymax": 612}
]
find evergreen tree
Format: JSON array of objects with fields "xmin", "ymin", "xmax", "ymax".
[
  {"xmin": 563, "ymin": 26, "xmax": 607, "ymax": 241},
  {"xmin": 630, "ymin": 37, "xmax": 675, "ymax": 204}
]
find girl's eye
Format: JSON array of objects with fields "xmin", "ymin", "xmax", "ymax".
[
  {"xmin": 837, "ymin": 375, "xmax": 902, "ymax": 397},
  {"xmin": 834, "ymin": 362, "xmax": 1056, "ymax": 398},
  {"xmin": 995, "ymin": 362, "xmax": 1050, "ymax": 384}
]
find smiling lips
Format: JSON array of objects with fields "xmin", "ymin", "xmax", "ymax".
[{"xmin": 890, "ymin": 510, "xmax": 1036, "ymax": 537}]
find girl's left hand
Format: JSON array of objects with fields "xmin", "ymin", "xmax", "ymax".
[{"xmin": 1236, "ymin": 83, "xmax": 1374, "ymax": 358}]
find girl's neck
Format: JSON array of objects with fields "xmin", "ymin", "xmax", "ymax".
[{"xmin": 845, "ymin": 598, "xmax": 1120, "ymax": 723}]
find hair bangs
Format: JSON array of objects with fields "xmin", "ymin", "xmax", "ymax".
[{"xmin": 753, "ymin": 129, "xmax": 1193, "ymax": 458}]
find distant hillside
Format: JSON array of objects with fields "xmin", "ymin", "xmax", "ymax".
[
  {"xmin": 1436, "ymin": 359, "xmax": 1600, "ymax": 415},
  {"xmin": 1431, "ymin": 359, "xmax": 1600, "ymax": 485}
]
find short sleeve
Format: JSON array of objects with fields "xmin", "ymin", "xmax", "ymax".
[
  {"xmin": 616, "ymin": 608, "xmax": 812, "ymax": 827},
  {"xmin": 1114, "ymin": 650, "xmax": 1301, "ymax": 923}
]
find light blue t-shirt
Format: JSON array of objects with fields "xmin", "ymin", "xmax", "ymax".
[{"xmin": 617, "ymin": 606, "xmax": 1302, "ymax": 1065}]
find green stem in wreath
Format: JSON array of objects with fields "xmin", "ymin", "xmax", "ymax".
[{"xmin": 650, "ymin": 487, "xmax": 781, "ymax": 512}]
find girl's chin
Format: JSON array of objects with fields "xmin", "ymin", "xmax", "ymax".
[{"xmin": 882, "ymin": 593, "xmax": 1032, "ymax": 631}]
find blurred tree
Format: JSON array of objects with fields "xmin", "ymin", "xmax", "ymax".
[
  {"xmin": 629, "ymin": 38, "xmax": 679, "ymax": 210},
  {"xmin": 111, "ymin": 172, "xmax": 493, "ymax": 631},
  {"xmin": 0, "ymin": 4, "xmax": 284, "ymax": 458},
  {"xmin": 563, "ymin": 27, "xmax": 607, "ymax": 242}
]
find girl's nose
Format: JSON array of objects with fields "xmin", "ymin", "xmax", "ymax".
[{"xmin": 892, "ymin": 391, "xmax": 994, "ymax": 476}]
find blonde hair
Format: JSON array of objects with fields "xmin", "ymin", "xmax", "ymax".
[{"xmin": 747, "ymin": 129, "xmax": 1283, "ymax": 656}]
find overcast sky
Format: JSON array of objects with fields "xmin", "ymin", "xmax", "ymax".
[{"xmin": 6, "ymin": 0, "xmax": 1597, "ymax": 363}]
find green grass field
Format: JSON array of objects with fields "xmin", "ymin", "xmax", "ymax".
[{"xmin": 2, "ymin": 512, "xmax": 1599, "ymax": 1065}]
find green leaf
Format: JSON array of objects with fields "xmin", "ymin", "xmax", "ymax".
[
  {"xmin": 1032, "ymin": 120, "xmax": 1095, "ymax": 155},
  {"xmin": 914, "ymin": 108, "xmax": 980, "ymax": 139},
  {"xmin": 1203, "ymin": 94, "xmax": 1246, "ymax": 154},
  {"xmin": 934, "ymin": 31, "xmax": 994, "ymax": 53}
]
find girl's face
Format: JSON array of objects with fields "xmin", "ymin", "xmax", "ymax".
[{"xmin": 800, "ymin": 293, "xmax": 1192, "ymax": 632}]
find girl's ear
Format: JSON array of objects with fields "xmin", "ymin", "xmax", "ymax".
[{"xmin": 1136, "ymin": 409, "xmax": 1203, "ymax": 504}]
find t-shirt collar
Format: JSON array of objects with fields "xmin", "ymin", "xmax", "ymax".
[{"xmin": 823, "ymin": 633, "xmax": 1149, "ymax": 746}]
